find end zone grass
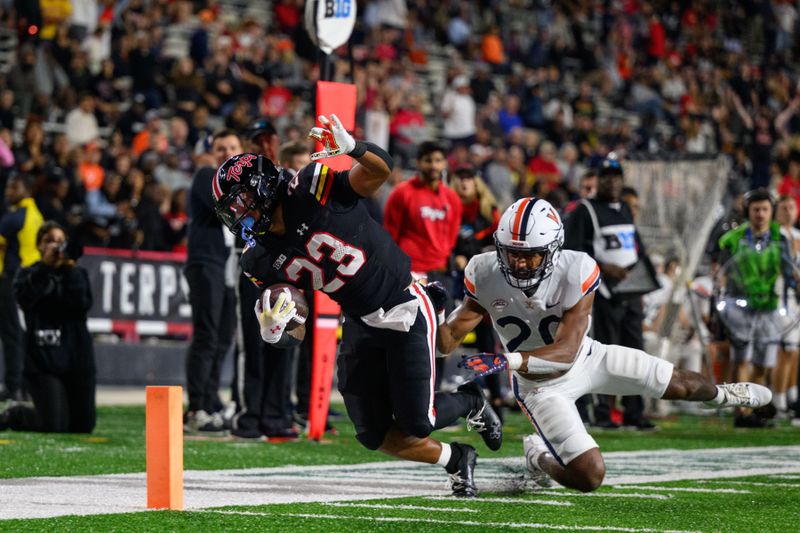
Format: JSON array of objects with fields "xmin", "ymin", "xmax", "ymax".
[
  {"xmin": 1, "ymin": 405, "xmax": 799, "ymax": 478},
  {"xmin": 3, "ymin": 474, "xmax": 799, "ymax": 532},
  {"xmin": 2, "ymin": 405, "xmax": 799, "ymax": 531}
]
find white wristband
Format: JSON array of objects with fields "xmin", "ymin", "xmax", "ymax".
[
  {"xmin": 506, "ymin": 352, "xmax": 523, "ymax": 370},
  {"xmin": 436, "ymin": 310, "xmax": 445, "ymax": 326},
  {"xmin": 526, "ymin": 356, "xmax": 573, "ymax": 373}
]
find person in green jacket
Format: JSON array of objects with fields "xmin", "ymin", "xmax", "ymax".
[{"xmin": 716, "ymin": 189, "xmax": 797, "ymax": 412}]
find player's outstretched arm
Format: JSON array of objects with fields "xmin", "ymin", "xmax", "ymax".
[
  {"xmin": 308, "ymin": 114, "xmax": 393, "ymax": 197},
  {"xmin": 437, "ymin": 298, "xmax": 488, "ymax": 354},
  {"xmin": 347, "ymin": 143, "xmax": 393, "ymax": 197},
  {"xmin": 460, "ymin": 292, "xmax": 594, "ymax": 379},
  {"xmin": 517, "ymin": 291, "xmax": 594, "ymax": 372}
]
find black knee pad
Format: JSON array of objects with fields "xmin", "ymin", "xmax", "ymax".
[
  {"xmin": 395, "ymin": 417, "xmax": 433, "ymax": 440},
  {"xmin": 355, "ymin": 429, "xmax": 387, "ymax": 450}
]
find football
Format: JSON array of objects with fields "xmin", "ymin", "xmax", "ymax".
[{"xmin": 263, "ymin": 283, "xmax": 309, "ymax": 331}]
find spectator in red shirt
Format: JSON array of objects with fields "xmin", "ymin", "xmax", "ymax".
[
  {"xmin": 384, "ymin": 141, "xmax": 463, "ymax": 278},
  {"xmin": 273, "ymin": 0, "xmax": 301, "ymax": 34},
  {"xmin": 778, "ymin": 152, "xmax": 800, "ymax": 212},
  {"xmin": 389, "ymin": 93, "xmax": 427, "ymax": 168},
  {"xmin": 526, "ymin": 140, "xmax": 561, "ymax": 196},
  {"xmin": 646, "ymin": 11, "xmax": 666, "ymax": 63}
]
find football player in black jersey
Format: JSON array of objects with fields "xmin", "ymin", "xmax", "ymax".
[{"xmin": 211, "ymin": 114, "xmax": 502, "ymax": 497}]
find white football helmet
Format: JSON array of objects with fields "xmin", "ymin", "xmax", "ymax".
[{"xmin": 494, "ymin": 197, "xmax": 564, "ymax": 290}]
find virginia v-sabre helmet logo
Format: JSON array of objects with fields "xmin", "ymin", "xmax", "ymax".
[
  {"xmin": 494, "ymin": 197, "xmax": 565, "ymax": 291},
  {"xmin": 213, "ymin": 153, "xmax": 290, "ymax": 241}
]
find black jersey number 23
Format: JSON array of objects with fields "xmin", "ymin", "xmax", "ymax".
[{"xmin": 285, "ymin": 232, "xmax": 366, "ymax": 293}]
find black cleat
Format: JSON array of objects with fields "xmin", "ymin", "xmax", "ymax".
[
  {"xmin": 591, "ymin": 420, "xmax": 620, "ymax": 430},
  {"xmin": 458, "ymin": 381, "xmax": 503, "ymax": 451},
  {"xmin": 448, "ymin": 442, "xmax": 477, "ymax": 497},
  {"xmin": 734, "ymin": 413, "xmax": 773, "ymax": 428}
]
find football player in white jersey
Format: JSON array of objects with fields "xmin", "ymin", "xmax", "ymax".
[{"xmin": 437, "ymin": 197, "xmax": 773, "ymax": 492}]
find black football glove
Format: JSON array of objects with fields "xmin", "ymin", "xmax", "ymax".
[{"xmin": 423, "ymin": 281, "xmax": 448, "ymax": 325}]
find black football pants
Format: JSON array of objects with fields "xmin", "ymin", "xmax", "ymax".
[
  {"xmin": 185, "ymin": 264, "xmax": 235, "ymax": 413},
  {"xmin": 0, "ymin": 273, "xmax": 23, "ymax": 396},
  {"xmin": 589, "ymin": 294, "xmax": 647, "ymax": 424},
  {"xmin": 337, "ymin": 285, "xmax": 477, "ymax": 450},
  {"xmin": 233, "ymin": 274, "xmax": 294, "ymax": 435},
  {"xmin": 6, "ymin": 368, "xmax": 96, "ymax": 433}
]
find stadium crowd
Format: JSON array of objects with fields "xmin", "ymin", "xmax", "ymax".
[
  {"xmin": 0, "ymin": 1, "xmax": 800, "ymax": 249},
  {"xmin": 1, "ymin": 0, "xmax": 800, "ymax": 429}
]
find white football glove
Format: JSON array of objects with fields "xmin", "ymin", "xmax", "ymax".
[
  {"xmin": 309, "ymin": 114, "xmax": 356, "ymax": 160},
  {"xmin": 255, "ymin": 289, "xmax": 297, "ymax": 344}
]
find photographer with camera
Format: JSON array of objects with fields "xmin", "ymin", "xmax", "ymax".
[{"xmin": 0, "ymin": 221, "xmax": 96, "ymax": 433}]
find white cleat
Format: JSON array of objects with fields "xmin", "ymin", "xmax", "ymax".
[
  {"xmin": 707, "ymin": 382, "xmax": 773, "ymax": 409},
  {"xmin": 523, "ymin": 434, "xmax": 554, "ymax": 488}
]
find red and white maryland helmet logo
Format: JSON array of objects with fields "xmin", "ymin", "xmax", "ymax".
[
  {"xmin": 225, "ymin": 153, "xmax": 256, "ymax": 182},
  {"xmin": 213, "ymin": 153, "xmax": 259, "ymax": 202}
]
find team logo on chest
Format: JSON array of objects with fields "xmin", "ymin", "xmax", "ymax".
[
  {"xmin": 272, "ymin": 254, "xmax": 288, "ymax": 270},
  {"xmin": 491, "ymin": 298, "xmax": 508, "ymax": 311},
  {"xmin": 297, "ymin": 223, "xmax": 309, "ymax": 236}
]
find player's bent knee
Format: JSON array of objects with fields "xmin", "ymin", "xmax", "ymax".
[
  {"xmin": 394, "ymin": 416, "xmax": 433, "ymax": 440},
  {"xmin": 566, "ymin": 448, "xmax": 605, "ymax": 493},
  {"xmin": 356, "ymin": 429, "xmax": 387, "ymax": 450}
]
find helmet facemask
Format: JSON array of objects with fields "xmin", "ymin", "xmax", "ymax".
[
  {"xmin": 214, "ymin": 154, "xmax": 288, "ymax": 245},
  {"xmin": 496, "ymin": 236, "xmax": 562, "ymax": 291}
]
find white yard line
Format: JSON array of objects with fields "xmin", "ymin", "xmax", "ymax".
[
  {"xmin": 424, "ymin": 496, "xmax": 572, "ymax": 506},
  {"xmin": 203, "ymin": 510, "xmax": 702, "ymax": 533},
  {"xmin": 532, "ymin": 490, "xmax": 672, "ymax": 500},
  {"xmin": 2, "ymin": 445, "xmax": 799, "ymax": 520},
  {"xmin": 322, "ymin": 502, "xmax": 479, "ymax": 513},
  {"xmin": 612, "ymin": 486, "xmax": 750, "ymax": 494},
  {"xmin": 696, "ymin": 480, "xmax": 800, "ymax": 488}
]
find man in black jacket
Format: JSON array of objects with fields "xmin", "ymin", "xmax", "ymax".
[
  {"xmin": 1, "ymin": 221, "xmax": 95, "ymax": 433},
  {"xmin": 229, "ymin": 121, "xmax": 298, "ymax": 441},
  {"xmin": 563, "ymin": 156, "xmax": 655, "ymax": 430},
  {"xmin": 183, "ymin": 129, "xmax": 241, "ymax": 435}
]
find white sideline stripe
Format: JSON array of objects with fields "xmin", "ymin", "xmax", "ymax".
[
  {"xmin": 532, "ymin": 490, "xmax": 672, "ymax": 500},
  {"xmin": 696, "ymin": 480, "xmax": 800, "ymax": 488},
  {"xmin": 612, "ymin": 485, "xmax": 750, "ymax": 494},
  {"xmin": 771, "ymin": 475, "xmax": 800, "ymax": 480},
  {"xmin": 87, "ymin": 318, "xmax": 112, "ymax": 332},
  {"xmin": 136, "ymin": 321, "xmax": 167, "ymax": 335},
  {"xmin": 323, "ymin": 502, "xmax": 479, "ymax": 513},
  {"xmin": 425, "ymin": 496, "xmax": 572, "ymax": 506},
  {"xmin": 203, "ymin": 510, "xmax": 701, "ymax": 532}
]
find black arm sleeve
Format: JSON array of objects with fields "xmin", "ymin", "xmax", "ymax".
[
  {"xmin": 13, "ymin": 264, "xmax": 93, "ymax": 315},
  {"xmin": 351, "ymin": 141, "xmax": 394, "ymax": 170},
  {"xmin": 240, "ymin": 244, "xmax": 279, "ymax": 288},
  {"xmin": 12, "ymin": 263, "xmax": 58, "ymax": 312}
]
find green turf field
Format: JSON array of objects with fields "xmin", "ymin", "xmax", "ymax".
[{"xmin": 2, "ymin": 405, "xmax": 800, "ymax": 531}]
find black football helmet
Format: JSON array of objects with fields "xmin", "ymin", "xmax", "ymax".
[{"xmin": 212, "ymin": 153, "xmax": 289, "ymax": 241}]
